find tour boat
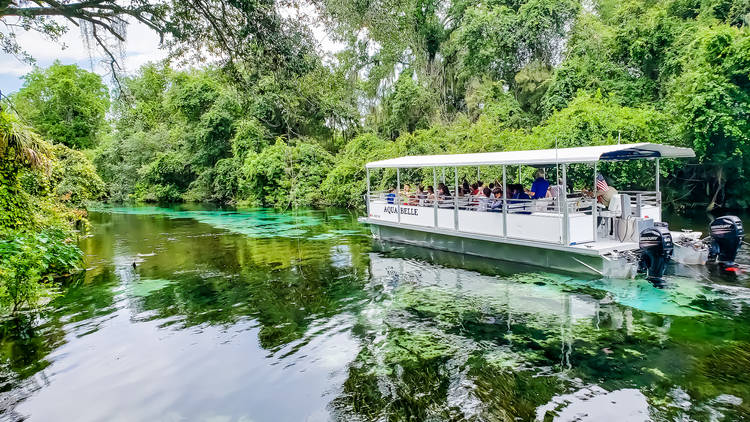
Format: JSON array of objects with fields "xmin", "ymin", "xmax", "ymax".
[{"xmin": 358, "ymin": 143, "xmax": 744, "ymax": 280}]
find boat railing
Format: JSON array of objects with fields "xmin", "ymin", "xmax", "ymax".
[
  {"xmin": 618, "ymin": 190, "xmax": 661, "ymax": 218},
  {"xmin": 366, "ymin": 189, "xmax": 602, "ymax": 245},
  {"xmin": 367, "ymin": 190, "xmax": 595, "ymax": 215}
]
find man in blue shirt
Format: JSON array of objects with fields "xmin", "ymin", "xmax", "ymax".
[{"xmin": 530, "ymin": 170, "xmax": 550, "ymax": 199}]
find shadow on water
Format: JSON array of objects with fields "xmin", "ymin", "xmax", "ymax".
[{"xmin": 0, "ymin": 205, "xmax": 749, "ymax": 421}]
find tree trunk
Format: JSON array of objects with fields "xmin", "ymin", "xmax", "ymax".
[{"xmin": 706, "ymin": 165, "xmax": 723, "ymax": 211}]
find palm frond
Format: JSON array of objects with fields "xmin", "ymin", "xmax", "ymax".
[{"xmin": 0, "ymin": 111, "xmax": 50, "ymax": 169}]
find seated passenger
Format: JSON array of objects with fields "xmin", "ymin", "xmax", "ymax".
[
  {"xmin": 471, "ymin": 183, "xmax": 479, "ymax": 196},
  {"xmin": 530, "ymin": 170, "xmax": 550, "ymax": 199},
  {"xmin": 416, "ymin": 185, "xmax": 427, "ymax": 206},
  {"xmin": 506, "ymin": 184, "xmax": 530, "ymax": 214},
  {"xmin": 426, "ymin": 186, "xmax": 436, "ymax": 204},
  {"xmin": 512, "ymin": 184, "xmax": 530, "ymax": 201},
  {"xmin": 438, "ymin": 185, "xmax": 453, "ymax": 208},
  {"xmin": 477, "ymin": 187, "xmax": 492, "ymax": 211},
  {"xmin": 594, "ymin": 173, "xmax": 618, "ymax": 209},
  {"xmin": 549, "ymin": 179, "xmax": 564, "ymax": 198},
  {"xmin": 489, "ymin": 188, "xmax": 504, "ymax": 212},
  {"xmin": 402, "ymin": 184, "xmax": 417, "ymax": 205},
  {"xmin": 386, "ymin": 188, "xmax": 396, "ymax": 204}
]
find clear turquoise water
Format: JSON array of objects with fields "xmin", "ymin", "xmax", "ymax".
[{"xmin": 1, "ymin": 205, "xmax": 749, "ymax": 421}]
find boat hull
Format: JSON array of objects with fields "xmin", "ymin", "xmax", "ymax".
[{"xmin": 368, "ymin": 221, "xmax": 637, "ymax": 278}]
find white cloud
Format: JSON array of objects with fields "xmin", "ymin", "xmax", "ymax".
[
  {"xmin": 1, "ymin": 16, "xmax": 166, "ymax": 93},
  {"xmin": 1, "ymin": 6, "xmax": 343, "ymax": 94}
]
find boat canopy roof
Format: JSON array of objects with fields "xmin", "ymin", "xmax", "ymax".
[{"xmin": 365, "ymin": 142, "xmax": 695, "ymax": 169}]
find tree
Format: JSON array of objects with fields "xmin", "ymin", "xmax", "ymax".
[
  {"xmin": 1, "ymin": 0, "xmax": 168, "ymax": 73},
  {"xmin": 667, "ymin": 24, "xmax": 750, "ymax": 209},
  {"xmin": 1, "ymin": 0, "xmax": 317, "ymax": 79},
  {"xmin": 13, "ymin": 61, "xmax": 110, "ymax": 149},
  {"xmin": 0, "ymin": 110, "xmax": 49, "ymax": 229}
]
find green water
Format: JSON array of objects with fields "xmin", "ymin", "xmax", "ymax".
[{"xmin": 1, "ymin": 205, "xmax": 749, "ymax": 421}]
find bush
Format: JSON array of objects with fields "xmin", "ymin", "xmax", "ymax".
[
  {"xmin": 49, "ymin": 144, "xmax": 106, "ymax": 206},
  {"xmin": 0, "ymin": 228, "xmax": 82, "ymax": 314}
]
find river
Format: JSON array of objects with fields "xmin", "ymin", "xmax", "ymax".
[{"xmin": 1, "ymin": 206, "xmax": 749, "ymax": 421}]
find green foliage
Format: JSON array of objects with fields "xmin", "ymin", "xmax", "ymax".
[
  {"xmin": 1, "ymin": 112, "xmax": 89, "ymax": 316},
  {"xmin": 49, "ymin": 144, "xmax": 106, "ymax": 206},
  {"xmin": 136, "ymin": 151, "xmax": 194, "ymax": 202},
  {"xmin": 377, "ymin": 72, "xmax": 438, "ymax": 140},
  {"xmin": 12, "ymin": 61, "xmax": 109, "ymax": 149},
  {"xmin": 320, "ymin": 134, "xmax": 395, "ymax": 208},
  {"xmin": 666, "ymin": 24, "xmax": 750, "ymax": 208},
  {"xmin": 242, "ymin": 139, "xmax": 334, "ymax": 208}
]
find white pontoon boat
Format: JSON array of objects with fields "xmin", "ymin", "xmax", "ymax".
[{"xmin": 359, "ymin": 143, "xmax": 744, "ymax": 279}]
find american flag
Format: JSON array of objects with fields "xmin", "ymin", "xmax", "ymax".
[{"xmin": 596, "ymin": 174, "xmax": 608, "ymax": 192}]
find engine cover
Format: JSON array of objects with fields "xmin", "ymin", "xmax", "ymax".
[
  {"xmin": 709, "ymin": 216, "xmax": 744, "ymax": 267},
  {"xmin": 639, "ymin": 226, "xmax": 673, "ymax": 282}
]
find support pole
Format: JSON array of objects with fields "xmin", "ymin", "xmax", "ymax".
[
  {"xmin": 366, "ymin": 168, "xmax": 371, "ymax": 217},
  {"xmin": 433, "ymin": 167, "xmax": 438, "ymax": 227},
  {"xmin": 441, "ymin": 168, "xmax": 445, "ymax": 184},
  {"xmin": 502, "ymin": 165, "xmax": 507, "ymax": 237},
  {"xmin": 592, "ymin": 162, "xmax": 598, "ymax": 242},
  {"xmin": 518, "ymin": 165, "xmax": 521, "ymax": 183},
  {"xmin": 454, "ymin": 167, "xmax": 459, "ymax": 231},
  {"xmin": 562, "ymin": 164, "xmax": 569, "ymax": 245},
  {"xmin": 655, "ymin": 158, "xmax": 661, "ymax": 205},
  {"xmin": 396, "ymin": 168, "xmax": 401, "ymax": 224},
  {"xmin": 477, "ymin": 166, "xmax": 480, "ymax": 181}
]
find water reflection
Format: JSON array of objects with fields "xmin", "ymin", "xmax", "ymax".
[{"xmin": 0, "ymin": 207, "xmax": 748, "ymax": 421}]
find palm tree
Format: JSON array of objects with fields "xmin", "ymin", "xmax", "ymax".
[{"xmin": 0, "ymin": 110, "xmax": 49, "ymax": 169}]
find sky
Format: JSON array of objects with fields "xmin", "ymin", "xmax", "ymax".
[
  {"xmin": 0, "ymin": 9, "xmax": 342, "ymax": 96},
  {"xmin": 0, "ymin": 19, "xmax": 168, "ymax": 95}
]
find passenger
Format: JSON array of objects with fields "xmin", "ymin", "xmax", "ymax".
[
  {"xmin": 386, "ymin": 188, "xmax": 396, "ymax": 204},
  {"xmin": 509, "ymin": 184, "xmax": 531, "ymax": 214},
  {"xmin": 402, "ymin": 184, "xmax": 416, "ymax": 205},
  {"xmin": 426, "ymin": 186, "xmax": 436, "ymax": 204},
  {"xmin": 462, "ymin": 180, "xmax": 471, "ymax": 193},
  {"xmin": 513, "ymin": 184, "xmax": 530, "ymax": 201},
  {"xmin": 416, "ymin": 185, "xmax": 427, "ymax": 206},
  {"xmin": 489, "ymin": 183, "xmax": 495, "ymax": 190},
  {"xmin": 530, "ymin": 170, "xmax": 550, "ymax": 199},
  {"xmin": 594, "ymin": 173, "xmax": 618, "ymax": 209},
  {"xmin": 471, "ymin": 183, "xmax": 479, "ymax": 196},
  {"xmin": 489, "ymin": 188, "xmax": 504, "ymax": 212},
  {"xmin": 477, "ymin": 187, "xmax": 492, "ymax": 211},
  {"xmin": 549, "ymin": 178, "xmax": 564, "ymax": 198},
  {"xmin": 439, "ymin": 185, "xmax": 453, "ymax": 208}
]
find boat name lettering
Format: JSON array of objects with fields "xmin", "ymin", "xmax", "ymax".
[{"xmin": 384, "ymin": 206, "xmax": 418, "ymax": 216}]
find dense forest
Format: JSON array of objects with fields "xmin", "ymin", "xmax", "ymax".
[{"xmin": 1, "ymin": 0, "xmax": 749, "ymax": 311}]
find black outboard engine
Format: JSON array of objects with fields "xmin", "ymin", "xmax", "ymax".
[
  {"xmin": 639, "ymin": 226, "xmax": 673, "ymax": 283},
  {"xmin": 708, "ymin": 216, "xmax": 744, "ymax": 269}
]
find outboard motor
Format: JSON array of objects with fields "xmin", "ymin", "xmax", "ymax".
[
  {"xmin": 708, "ymin": 216, "xmax": 744, "ymax": 269},
  {"xmin": 639, "ymin": 226, "xmax": 674, "ymax": 283}
]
